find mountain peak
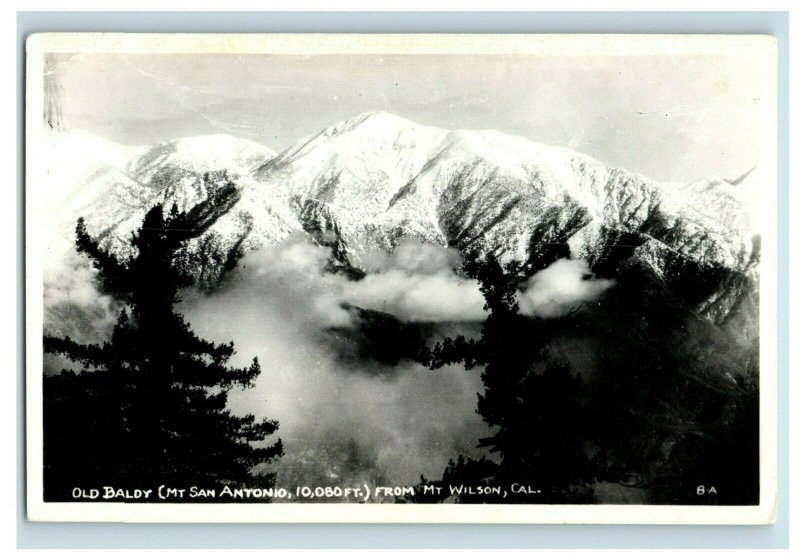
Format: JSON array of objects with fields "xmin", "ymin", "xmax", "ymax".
[
  {"xmin": 129, "ymin": 134, "xmax": 276, "ymax": 182},
  {"xmin": 321, "ymin": 111, "xmax": 441, "ymax": 139},
  {"xmin": 259, "ymin": 111, "xmax": 449, "ymax": 181},
  {"xmin": 44, "ymin": 112, "xmax": 760, "ymax": 330},
  {"xmin": 168, "ymin": 133, "xmax": 275, "ymax": 156},
  {"xmin": 151, "ymin": 134, "xmax": 276, "ymax": 165},
  {"xmin": 349, "ymin": 110, "xmax": 417, "ymax": 126}
]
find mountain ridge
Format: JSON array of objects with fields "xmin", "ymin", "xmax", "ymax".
[{"xmin": 41, "ymin": 113, "xmax": 761, "ymax": 328}]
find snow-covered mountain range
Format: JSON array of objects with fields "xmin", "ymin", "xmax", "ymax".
[{"xmin": 40, "ymin": 111, "xmax": 761, "ymax": 329}]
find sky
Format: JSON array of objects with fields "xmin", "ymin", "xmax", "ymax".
[{"xmin": 43, "ymin": 51, "xmax": 766, "ymax": 183}]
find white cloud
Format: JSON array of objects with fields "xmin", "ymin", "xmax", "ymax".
[
  {"xmin": 177, "ymin": 236, "xmax": 491, "ymax": 492},
  {"xmin": 518, "ymin": 258, "xmax": 614, "ymax": 318}
]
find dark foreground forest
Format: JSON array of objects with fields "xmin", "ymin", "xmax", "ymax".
[{"xmin": 43, "ymin": 196, "xmax": 759, "ymax": 505}]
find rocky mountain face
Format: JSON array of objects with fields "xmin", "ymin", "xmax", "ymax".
[
  {"xmin": 42, "ymin": 112, "xmax": 760, "ymax": 333},
  {"xmin": 42, "ymin": 130, "xmax": 300, "ymax": 288}
]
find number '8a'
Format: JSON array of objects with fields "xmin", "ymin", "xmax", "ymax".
[{"xmin": 696, "ymin": 485, "xmax": 717, "ymax": 495}]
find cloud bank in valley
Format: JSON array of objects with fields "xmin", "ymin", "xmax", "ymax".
[
  {"xmin": 178, "ymin": 237, "xmax": 491, "ymax": 494},
  {"xmin": 43, "ymin": 230, "xmax": 616, "ymax": 493},
  {"xmin": 177, "ymin": 237, "xmax": 615, "ymax": 493}
]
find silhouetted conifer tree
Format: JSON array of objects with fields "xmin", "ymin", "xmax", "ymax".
[
  {"xmin": 408, "ymin": 249, "xmax": 758, "ymax": 506},
  {"xmin": 43, "ymin": 196, "xmax": 282, "ymax": 501},
  {"xmin": 417, "ymin": 255, "xmax": 595, "ymax": 503}
]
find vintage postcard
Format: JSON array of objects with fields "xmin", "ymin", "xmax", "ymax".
[{"xmin": 25, "ymin": 33, "xmax": 778, "ymax": 524}]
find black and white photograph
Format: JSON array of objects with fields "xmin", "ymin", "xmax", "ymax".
[{"xmin": 25, "ymin": 33, "xmax": 778, "ymax": 523}]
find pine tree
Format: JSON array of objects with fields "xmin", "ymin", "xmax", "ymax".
[
  {"xmin": 418, "ymin": 255, "xmax": 595, "ymax": 504},
  {"xmin": 43, "ymin": 196, "xmax": 283, "ymax": 501}
]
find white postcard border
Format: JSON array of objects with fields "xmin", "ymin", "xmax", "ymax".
[{"xmin": 25, "ymin": 32, "xmax": 779, "ymax": 525}]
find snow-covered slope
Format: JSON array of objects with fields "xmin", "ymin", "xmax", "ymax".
[
  {"xmin": 255, "ymin": 112, "xmax": 450, "ymax": 213},
  {"xmin": 42, "ymin": 113, "xmax": 761, "ymax": 325},
  {"xmin": 42, "ymin": 130, "xmax": 278, "ymax": 234},
  {"xmin": 254, "ymin": 112, "xmax": 757, "ymax": 277},
  {"xmin": 41, "ymin": 130, "xmax": 299, "ymax": 289},
  {"xmin": 255, "ymin": 112, "xmax": 758, "ymax": 327}
]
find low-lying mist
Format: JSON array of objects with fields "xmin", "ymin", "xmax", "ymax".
[
  {"xmin": 177, "ymin": 237, "xmax": 490, "ymax": 494},
  {"xmin": 177, "ymin": 237, "xmax": 616, "ymax": 494},
  {"xmin": 44, "ymin": 232, "xmax": 617, "ymax": 495}
]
